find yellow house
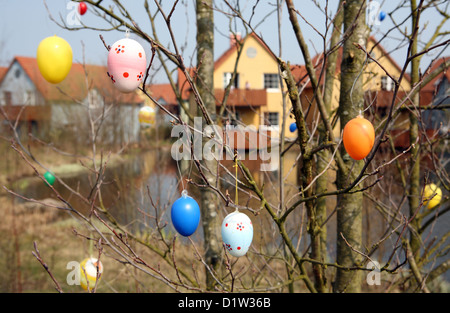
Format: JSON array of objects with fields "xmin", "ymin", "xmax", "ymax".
[
  {"xmin": 178, "ymin": 32, "xmax": 298, "ymax": 144},
  {"xmin": 214, "ymin": 32, "xmax": 296, "ymax": 136},
  {"xmin": 174, "ymin": 34, "xmax": 412, "ymax": 148}
]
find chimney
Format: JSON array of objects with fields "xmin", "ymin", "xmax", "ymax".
[{"xmin": 230, "ymin": 32, "xmax": 242, "ymax": 47}]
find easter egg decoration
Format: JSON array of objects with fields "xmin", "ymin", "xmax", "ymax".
[
  {"xmin": 36, "ymin": 36, "xmax": 73, "ymax": 84},
  {"xmin": 170, "ymin": 190, "xmax": 201, "ymax": 237},
  {"xmin": 79, "ymin": 257, "xmax": 103, "ymax": 291},
  {"xmin": 107, "ymin": 36, "xmax": 147, "ymax": 93},
  {"xmin": 78, "ymin": 2, "xmax": 88, "ymax": 15},
  {"xmin": 342, "ymin": 115, "xmax": 375, "ymax": 160},
  {"xmin": 289, "ymin": 122, "xmax": 297, "ymax": 133},
  {"xmin": 423, "ymin": 183, "xmax": 442, "ymax": 210},
  {"xmin": 379, "ymin": 11, "xmax": 386, "ymax": 22},
  {"xmin": 221, "ymin": 210, "xmax": 253, "ymax": 258},
  {"xmin": 43, "ymin": 171, "xmax": 56, "ymax": 186},
  {"xmin": 138, "ymin": 106, "xmax": 155, "ymax": 126}
]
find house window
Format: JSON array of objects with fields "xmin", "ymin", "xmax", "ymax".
[
  {"xmin": 25, "ymin": 91, "xmax": 35, "ymax": 105},
  {"xmin": 4, "ymin": 91, "xmax": 12, "ymax": 106},
  {"xmin": 264, "ymin": 112, "xmax": 279, "ymax": 126},
  {"xmin": 223, "ymin": 72, "xmax": 240, "ymax": 89},
  {"xmin": 264, "ymin": 73, "xmax": 279, "ymax": 89},
  {"xmin": 381, "ymin": 76, "xmax": 395, "ymax": 91}
]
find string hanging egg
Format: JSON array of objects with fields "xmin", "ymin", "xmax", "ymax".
[
  {"xmin": 221, "ymin": 210, "xmax": 253, "ymax": 257},
  {"xmin": 36, "ymin": 35, "xmax": 73, "ymax": 84},
  {"xmin": 342, "ymin": 115, "xmax": 375, "ymax": 160},
  {"xmin": 107, "ymin": 35, "xmax": 147, "ymax": 93},
  {"xmin": 171, "ymin": 190, "xmax": 201, "ymax": 237},
  {"xmin": 79, "ymin": 257, "xmax": 103, "ymax": 291},
  {"xmin": 379, "ymin": 11, "xmax": 386, "ymax": 22}
]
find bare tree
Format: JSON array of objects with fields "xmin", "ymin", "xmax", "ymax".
[{"xmin": 1, "ymin": 0, "xmax": 449, "ymax": 294}]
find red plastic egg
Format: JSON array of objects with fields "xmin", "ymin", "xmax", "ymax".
[
  {"xmin": 342, "ymin": 115, "xmax": 375, "ymax": 160},
  {"xmin": 78, "ymin": 2, "xmax": 87, "ymax": 15}
]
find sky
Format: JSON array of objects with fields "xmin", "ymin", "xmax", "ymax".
[{"xmin": 0, "ymin": 0, "xmax": 448, "ymax": 83}]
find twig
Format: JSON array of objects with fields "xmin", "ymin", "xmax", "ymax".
[{"xmin": 31, "ymin": 242, "xmax": 64, "ymax": 293}]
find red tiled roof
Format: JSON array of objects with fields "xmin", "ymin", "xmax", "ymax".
[
  {"xmin": 417, "ymin": 57, "xmax": 449, "ymax": 106},
  {"xmin": 421, "ymin": 57, "xmax": 449, "ymax": 92},
  {"xmin": 0, "ymin": 66, "xmax": 7, "ymax": 84},
  {"xmin": 148, "ymin": 83, "xmax": 178, "ymax": 105},
  {"xmin": 177, "ymin": 67, "xmax": 195, "ymax": 101},
  {"xmin": 8, "ymin": 56, "xmax": 143, "ymax": 105},
  {"xmin": 290, "ymin": 64, "xmax": 308, "ymax": 85}
]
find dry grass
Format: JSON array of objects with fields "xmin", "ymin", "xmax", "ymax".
[
  {"xmin": 0, "ymin": 195, "xmax": 177, "ymax": 293},
  {"xmin": 0, "ymin": 193, "xmax": 302, "ymax": 293}
]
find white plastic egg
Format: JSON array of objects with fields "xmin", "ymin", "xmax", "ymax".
[{"xmin": 221, "ymin": 211, "xmax": 253, "ymax": 257}]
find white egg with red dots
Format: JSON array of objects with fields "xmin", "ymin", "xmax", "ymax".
[
  {"xmin": 107, "ymin": 38, "xmax": 147, "ymax": 93},
  {"xmin": 221, "ymin": 211, "xmax": 253, "ymax": 257}
]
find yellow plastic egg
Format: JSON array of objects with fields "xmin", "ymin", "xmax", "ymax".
[
  {"xmin": 37, "ymin": 35, "xmax": 73, "ymax": 84},
  {"xmin": 138, "ymin": 106, "xmax": 155, "ymax": 126},
  {"xmin": 423, "ymin": 183, "xmax": 442, "ymax": 210},
  {"xmin": 79, "ymin": 257, "xmax": 103, "ymax": 291}
]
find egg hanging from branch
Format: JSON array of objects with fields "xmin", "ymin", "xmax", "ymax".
[
  {"xmin": 221, "ymin": 210, "xmax": 253, "ymax": 257},
  {"xmin": 78, "ymin": 2, "xmax": 87, "ymax": 15},
  {"xmin": 423, "ymin": 183, "xmax": 442, "ymax": 210},
  {"xmin": 79, "ymin": 257, "xmax": 103, "ymax": 291},
  {"xmin": 107, "ymin": 37, "xmax": 147, "ymax": 93},
  {"xmin": 138, "ymin": 106, "xmax": 155, "ymax": 126},
  {"xmin": 37, "ymin": 35, "xmax": 73, "ymax": 84},
  {"xmin": 170, "ymin": 190, "xmax": 201, "ymax": 237},
  {"xmin": 43, "ymin": 171, "xmax": 56, "ymax": 186},
  {"xmin": 342, "ymin": 115, "xmax": 375, "ymax": 160},
  {"xmin": 289, "ymin": 122, "xmax": 297, "ymax": 133}
]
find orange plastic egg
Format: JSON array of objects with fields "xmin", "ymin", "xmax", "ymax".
[{"xmin": 343, "ymin": 115, "xmax": 375, "ymax": 160}]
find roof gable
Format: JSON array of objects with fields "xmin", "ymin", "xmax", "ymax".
[{"xmin": 214, "ymin": 32, "xmax": 278, "ymax": 71}]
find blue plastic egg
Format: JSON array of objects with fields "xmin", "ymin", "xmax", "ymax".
[
  {"xmin": 221, "ymin": 211, "xmax": 253, "ymax": 257},
  {"xmin": 171, "ymin": 191, "xmax": 201, "ymax": 237},
  {"xmin": 289, "ymin": 122, "xmax": 297, "ymax": 133},
  {"xmin": 379, "ymin": 11, "xmax": 386, "ymax": 21}
]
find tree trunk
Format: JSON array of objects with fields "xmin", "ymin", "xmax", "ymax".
[
  {"xmin": 408, "ymin": 0, "xmax": 423, "ymax": 265},
  {"xmin": 334, "ymin": 0, "xmax": 368, "ymax": 293},
  {"xmin": 315, "ymin": 0, "xmax": 344, "ymax": 281},
  {"xmin": 196, "ymin": 0, "xmax": 221, "ymax": 290}
]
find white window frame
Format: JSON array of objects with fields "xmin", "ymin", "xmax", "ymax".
[
  {"xmin": 263, "ymin": 112, "xmax": 279, "ymax": 127},
  {"xmin": 263, "ymin": 73, "xmax": 279, "ymax": 91},
  {"xmin": 381, "ymin": 76, "xmax": 395, "ymax": 91},
  {"xmin": 223, "ymin": 72, "xmax": 239, "ymax": 89}
]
